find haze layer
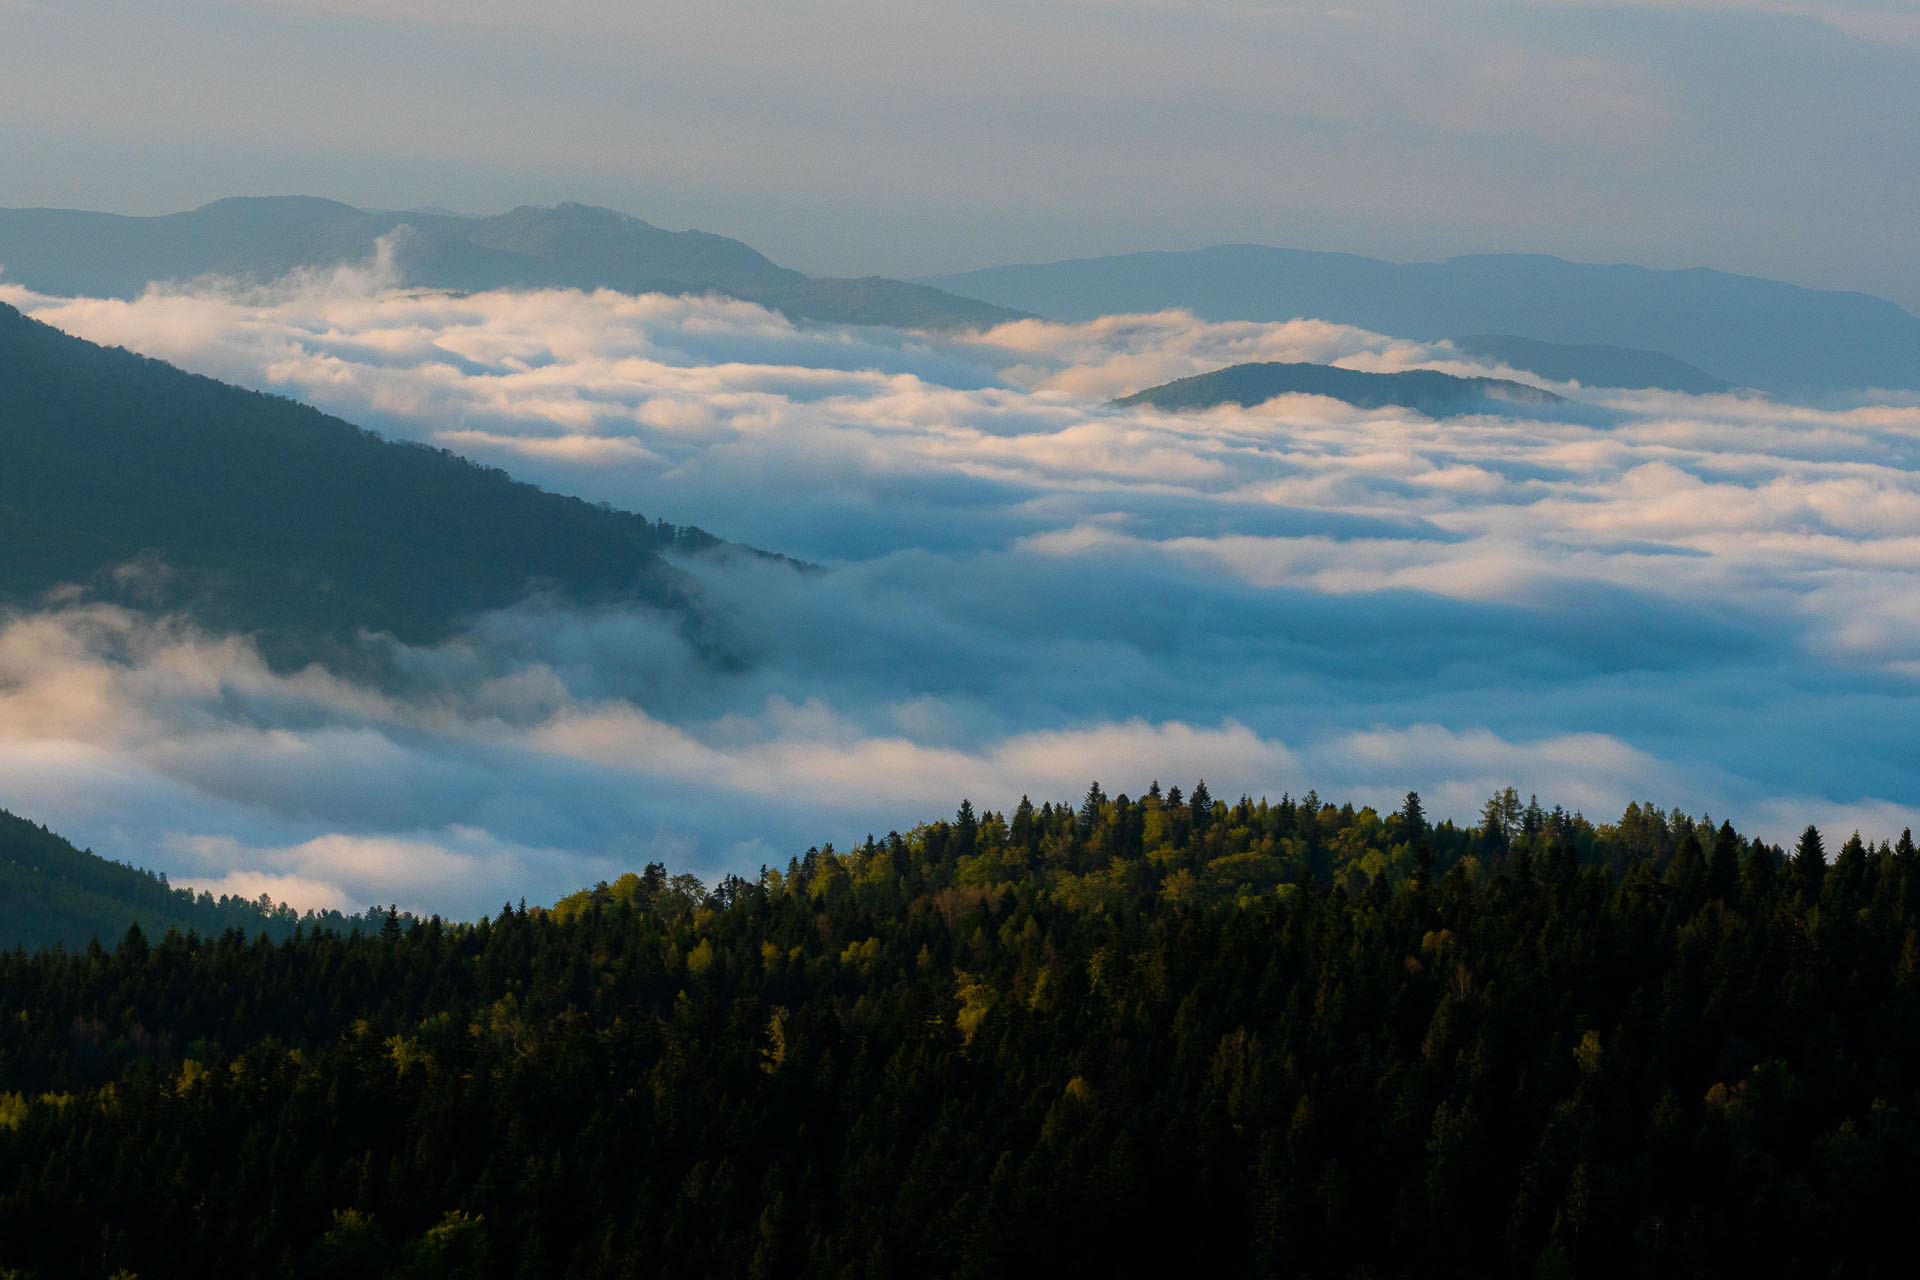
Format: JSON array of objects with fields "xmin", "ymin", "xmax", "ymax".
[{"xmin": 3, "ymin": 269, "xmax": 1916, "ymax": 915}]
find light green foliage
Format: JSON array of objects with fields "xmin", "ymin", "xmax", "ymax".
[
  {"xmin": 953, "ymin": 969, "xmax": 996, "ymax": 1044},
  {"xmin": 1574, "ymin": 1030, "xmax": 1604, "ymax": 1076}
]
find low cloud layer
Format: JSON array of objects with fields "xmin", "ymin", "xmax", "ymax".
[{"xmin": 2, "ymin": 271, "xmax": 1916, "ymax": 915}]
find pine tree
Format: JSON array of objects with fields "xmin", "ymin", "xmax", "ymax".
[
  {"xmin": 1079, "ymin": 782, "xmax": 1108, "ymax": 832},
  {"xmin": 1827, "ymin": 831, "xmax": 1868, "ymax": 908},
  {"xmin": 1741, "ymin": 837, "xmax": 1777, "ymax": 902},
  {"xmin": 1794, "ymin": 825, "xmax": 1827, "ymax": 902},
  {"xmin": 1708, "ymin": 820, "xmax": 1741, "ymax": 902},
  {"xmin": 954, "ymin": 799, "xmax": 979, "ymax": 859},
  {"xmin": 1010, "ymin": 797, "xmax": 1036, "ymax": 849},
  {"xmin": 1397, "ymin": 791, "xmax": 1427, "ymax": 838},
  {"xmin": 1665, "ymin": 829, "xmax": 1706, "ymax": 910}
]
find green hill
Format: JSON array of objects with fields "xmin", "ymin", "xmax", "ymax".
[
  {"xmin": 1116, "ymin": 359, "xmax": 1565, "ymax": 417},
  {"xmin": 0, "ymin": 197, "xmax": 1022, "ymax": 331},
  {"xmin": 0, "ymin": 807, "xmax": 346, "ymax": 951},
  {"xmin": 0, "ymin": 302, "xmax": 781, "ymax": 666},
  {"xmin": 0, "ymin": 784, "xmax": 1915, "ymax": 1276}
]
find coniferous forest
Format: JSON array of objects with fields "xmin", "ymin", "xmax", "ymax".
[
  {"xmin": 0, "ymin": 809, "xmax": 362, "ymax": 953},
  {"xmin": 2, "ymin": 786, "xmax": 1916, "ymax": 1278}
]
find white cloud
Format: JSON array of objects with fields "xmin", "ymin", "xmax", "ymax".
[{"xmin": 3, "ymin": 276, "xmax": 1919, "ymax": 911}]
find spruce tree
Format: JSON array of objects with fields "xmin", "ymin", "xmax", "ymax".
[{"xmin": 1794, "ymin": 825, "xmax": 1827, "ymax": 902}]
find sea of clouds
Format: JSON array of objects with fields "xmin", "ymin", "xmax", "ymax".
[{"xmin": 3, "ymin": 259, "xmax": 1918, "ymax": 916}]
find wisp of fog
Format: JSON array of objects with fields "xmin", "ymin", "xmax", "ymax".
[{"xmin": 3, "ymin": 265, "xmax": 1917, "ymax": 916}]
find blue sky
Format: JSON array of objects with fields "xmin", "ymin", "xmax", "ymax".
[{"xmin": 2, "ymin": 1, "xmax": 1917, "ymax": 306}]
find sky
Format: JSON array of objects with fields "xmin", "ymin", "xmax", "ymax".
[
  {"xmin": 1, "ymin": 1, "xmax": 1918, "ymax": 308},
  {"xmin": 2, "ymin": 264, "xmax": 1917, "ymax": 917}
]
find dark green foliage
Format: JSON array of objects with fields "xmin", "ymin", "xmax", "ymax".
[
  {"xmin": 1114, "ymin": 360, "xmax": 1565, "ymax": 417},
  {"xmin": 1707, "ymin": 820, "xmax": 1741, "ymax": 903},
  {"xmin": 0, "ymin": 808, "xmax": 360, "ymax": 952},
  {"xmin": 0, "ymin": 198, "xmax": 1021, "ymax": 332},
  {"xmin": 2, "ymin": 792, "xmax": 1914, "ymax": 1279},
  {"xmin": 1794, "ymin": 825, "xmax": 1827, "ymax": 903},
  {"xmin": 0, "ymin": 303, "xmax": 778, "ymax": 665}
]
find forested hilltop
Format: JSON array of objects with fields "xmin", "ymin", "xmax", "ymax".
[
  {"xmin": 1113, "ymin": 360, "xmax": 1566, "ymax": 418},
  {"xmin": 3, "ymin": 784, "xmax": 1918, "ymax": 1278}
]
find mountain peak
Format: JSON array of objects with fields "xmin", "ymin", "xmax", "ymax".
[
  {"xmin": 1115, "ymin": 360, "xmax": 1565, "ymax": 418},
  {"xmin": 187, "ymin": 195, "xmax": 363, "ymax": 217},
  {"xmin": 504, "ymin": 201, "xmax": 661, "ymax": 229}
]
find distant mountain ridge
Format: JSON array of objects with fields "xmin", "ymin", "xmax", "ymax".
[
  {"xmin": 917, "ymin": 246, "xmax": 1920, "ymax": 397},
  {"xmin": 1450, "ymin": 334, "xmax": 1735, "ymax": 396},
  {"xmin": 1116, "ymin": 360, "xmax": 1565, "ymax": 418},
  {"xmin": 0, "ymin": 197, "xmax": 1022, "ymax": 331},
  {"xmin": 0, "ymin": 301, "xmax": 786, "ymax": 667}
]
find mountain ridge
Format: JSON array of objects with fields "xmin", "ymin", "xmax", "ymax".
[
  {"xmin": 916, "ymin": 244, "xmax": 1920, "ymax": 397},
  {"xmin": 0, "ymin": 196, "xmax": 1023, "ymax": 331},
  {"xmin": 1450, "ymin": 333, "xmax": 1735, "ymax": 395}
]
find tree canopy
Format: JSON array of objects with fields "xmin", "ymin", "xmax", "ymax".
[{"xmin": 2, "ymin": 787, "xmax": 1916, "ymax": 1277}]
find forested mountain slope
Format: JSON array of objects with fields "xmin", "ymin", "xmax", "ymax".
[
  {"xmin": 0, "ymin": 808, "xmax": 356, "ymax": 951},
  {"xmin": 0, "ymin": 303, "xmax": 776, "ymax": 665},
  {"xmin": 1115, "ymin": 360, "xmax": 1565, "ymax": 417},
  {"xmin": 917, "ymin": 246, "xmax": 1920, "ymax": 397},
  {"xmin": 1, "ymin": 784, "xmax": 1914, "ymax": 1278},
  {"xmin": 0, "ymin": 198, "xmax": 1021, "ymax": 331}
]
